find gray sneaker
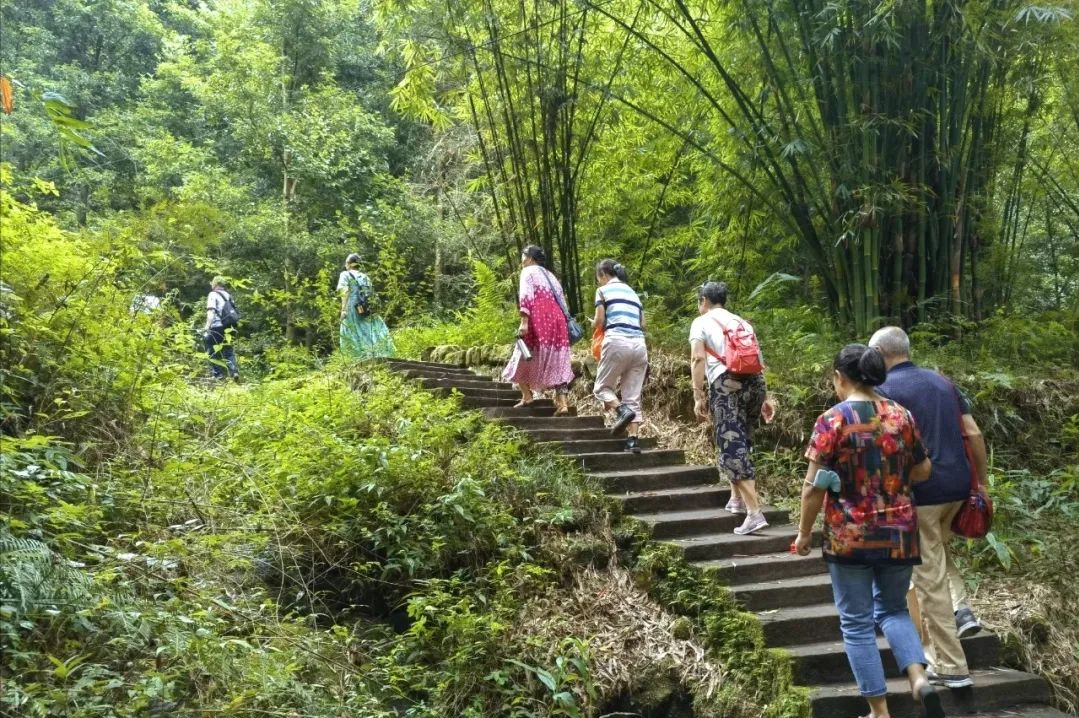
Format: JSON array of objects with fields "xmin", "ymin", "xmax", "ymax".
[
  {"xmin": 725, "ymin": 496, "xmax": 747, "ymax": 515},
  {"xmin": 955, "ymin": 607, "xmax": 982, "ymax": 638},
  {"xmin": 926, "ymin": 669, "xmax": 974, "ymax": 689},
  {"xmin": 733, "ymin": 511, "xmax": 769, "ymax": 535}
]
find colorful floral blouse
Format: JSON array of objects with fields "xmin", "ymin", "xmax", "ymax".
[{"xmin": 805, "ymin": 400, "xmax": 927, "ymax": 565}]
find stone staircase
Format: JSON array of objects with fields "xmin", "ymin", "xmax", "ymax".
[{"xmin": 386, "ymin": 359, "xmax": 1064, "ymax": 718}]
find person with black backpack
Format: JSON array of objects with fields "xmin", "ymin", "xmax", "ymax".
[{"xmin": 203, "ymin": 275, "xmax": 240, "ymax": 382}]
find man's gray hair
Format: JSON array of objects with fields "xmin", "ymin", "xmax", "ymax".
[{"xmin": 869, "ymin": 326, "xmax": 911, "ymax": 360}]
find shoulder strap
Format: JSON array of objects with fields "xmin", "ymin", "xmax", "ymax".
[
  {"xmin": 540, "ymin": 267, "xmax": 571, "ymax": 321},
  {"xmin": 941, "ymin": 374, "xmax": 978, "ymax": 492},
  {"xmin": 700, "ymin": 314, "xmax": 729, "ymax": 362},
  {"xmin": 210, "ymin": 289, "xmax": 231, "ymax": 315}
]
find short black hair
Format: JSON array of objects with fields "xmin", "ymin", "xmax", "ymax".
[
  {"xmin": 698, "ymin": 281, "xmax": 728, "ymax": 306},
  {"xmin": 833, "ymin": 343, "xmax": 887, "ymax": 386}
]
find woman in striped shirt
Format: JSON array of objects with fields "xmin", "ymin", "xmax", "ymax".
[{"xmin": 592, "ymin": 259, "xmax": 648, "ymax": 452}]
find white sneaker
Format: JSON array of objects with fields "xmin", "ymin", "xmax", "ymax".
[
  {"xmin": 733, "ymin": 511, "xmax": 769, "ymax": 535},
  {"xmin": 725, "ymin": 496, "xmax": 747, "ymax": 515}
]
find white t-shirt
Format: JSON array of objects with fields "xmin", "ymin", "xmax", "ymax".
[
  {"xmin": 688, "ymin": 307, "xmax": 756, "ymax": 386},
  {"xmin": 207, "ymin": 289, "xmax": 231, "ymax": 329}
]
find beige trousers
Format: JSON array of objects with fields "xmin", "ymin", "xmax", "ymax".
[
  {"xmin": 911, "ymin": 501, "xmax": 970, "ymax": 675},
  {"xmin": 593, "ymin": 334, "xmax": 648, "ymax": 423}
]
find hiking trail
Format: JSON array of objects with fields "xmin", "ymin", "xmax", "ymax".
[{"xmin": 386, "ymin": 359, "xmax": 1067, "ymax": 718}]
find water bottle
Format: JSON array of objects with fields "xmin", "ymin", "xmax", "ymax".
[{"xmin": 516, "ymin": 338, "xmax": 532, "ymax": 361}]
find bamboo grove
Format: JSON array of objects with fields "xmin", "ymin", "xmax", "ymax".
[{"xmin": 379, "ymin": 0, "xmax": 1077, "ymax": 331}]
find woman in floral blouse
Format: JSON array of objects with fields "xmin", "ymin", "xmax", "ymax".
[{"xmin": 793, "ymin": 344, "xmax": 942, "ymax": 718}]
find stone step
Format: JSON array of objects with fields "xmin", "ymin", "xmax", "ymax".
[
  {"xmin": 730, "ymin": 572, "xmax": 834, "ymax": 612},
  {"xmin": 522, "ymin": 427, "xmax": 621, "ymax": 442},
  {"xmin": 431, "ymin": 385, "xmax": 521, "ymax": 400},
  {"xmin": 759, "ymin": 602, "xmax": 841, "ymax": 646},
  {"xmin": 697, "ymin": 551, "xmax": 828, "ymax": 585},
  {"xmin": 419, "ymin": 377, "xmax": 514, "ymax": 391},
  {"xmin": 570, "ymin": 449, "xmax": 684, "ymax": 472},
  {"xmin": 615, "ymin": 485, "xmax": 731, "ymax": 514},
  {"xmin": 670, "ymin": 528, "xmax": 817, "ymax": 562},
  {"xmin": 384, "ymin": 359, "xmax": 477, "ymax": 374},
  {"xmin": 495, "ymin": 415, "xmax": 605, "ymax": 430},
  {"xmin": 791, "ymin": 633, "xmax": 1002, "ymax": 685},
  {"xmin": 590, "ymin": 465, "xmax": 718, "ymax": 494},
  {"xmin": 464, "ymin": 396, "xmax": 558, "ymax": 408},
  {"xmin": 809, "ymin": 668, "xmax": 1049, "ymax": 718},
  {"xmin": 400, "ymin": 366, "xmax": 481, "ymax": 378},
  {"xmin": 539, "ymin": 438, "xmax": 659, "ymax": 454},
  {"xmin": 481, "ymin": 405, "xmax": 577, "ymax": 418},
  {"xmin": 630, "ymin": 506, "xmax": 790, "ymax": 539}
]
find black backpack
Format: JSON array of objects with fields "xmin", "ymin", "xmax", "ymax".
[{"xmin": 213, "ymin": 290, "xmax": 241, "ymax": 328}]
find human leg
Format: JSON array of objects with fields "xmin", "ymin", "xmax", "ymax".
[
  {"xmin": 734, "ymin": 374, "xmax": 767, "ymax": 513},
  {"xmin": 554, "ymin": 383, "xmax": 572, "ymax": 415},
  {"xmin": 873, "ymin": 563, "xmax": 944, "ymax": 715},
  {"xmin": 913, "ymin": 502, "xmax": 971, "ymax": 681},
  {"xmin": 592, "ymin": 340, "xmax": 622, "ymax": 412},
  {"xmin": 516, "ymin": 381, "xmax": 533, "ymax": 406},
  {"xmin": 222, "ymin": 328, "xmax": 239, "ymax": 378},
  {"xmin": 829, "ymin": 562, "xmax": 892, "ymax": 715},
  {"xmin": 617, "ymin": 340, "xmax": 648, "ymax": 437},
  {"xmin": 205, "ymin": 327, "xmax": 226, "ymax": 379},
  {"xmin": 943, "ymin": 509, "xmax": 981, "ymax": 638}
]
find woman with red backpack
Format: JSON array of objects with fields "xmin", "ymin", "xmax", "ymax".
[{"xmin": 688, "ymin": 281, "xmax": 775, "ymax": 535}]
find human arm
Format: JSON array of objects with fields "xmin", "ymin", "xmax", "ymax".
[
  {"xmin": 761, "ymin": 395, "xmax": 775, "ymax": 423},
  {"xmin": 204, "ymin": 294, "xmax": 216, "ymax": 332},
  {"xmin": 962, "ymin": 414, "xmax": 988, "ymax": 489},
  {"xmin": 903, "ymin": 408, "xmax": 932, "ymax": 484},
  {"xmin": 909, "ymin": 457, "xmax": 932, "ymax": 484},
  {"xmin": 795, "ymin": 460, "xmax": 827, "ymax": 555},
  {"xmin": 690, "ymin": 340, "xmax": 709, "ymax": 421}
]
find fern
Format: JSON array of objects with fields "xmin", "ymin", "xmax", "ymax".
[{"xmin": 0, "ymin": 530, "xmax": 91, "ymax": 616}]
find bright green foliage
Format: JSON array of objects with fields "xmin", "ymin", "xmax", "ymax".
[
  {"xmin": 394, "ymin": 258, "xmax": 519, "ymax": 358},
  {"xmin": 0, "ymin": 179, "xmax": 186, "ymax": 445}
]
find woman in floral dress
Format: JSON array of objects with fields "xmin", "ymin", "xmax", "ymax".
[
  {"xmin": 793, "ymin": 344, "xmax": 943, "ymax": 718},
  {"xmin": 337, "ymin": 253, "xmax": 394, "ymax": 359},
  {"xmin": 502, "ymin": 245, "xmax": 575, "ymax": 414}
]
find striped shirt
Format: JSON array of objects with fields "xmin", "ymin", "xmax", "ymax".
[{"xmin": 595, "ymin": 280, "xmax": 644, "ymax": 337}]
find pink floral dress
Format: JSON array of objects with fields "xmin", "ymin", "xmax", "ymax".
[{"xmin": 502, "ymin": 265, "xmax": 575, "ymax": 389}]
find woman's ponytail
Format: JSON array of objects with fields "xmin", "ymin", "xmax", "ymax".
[{"xmin": 834, "ymin": 343, "xmax": 887, "ymax": 386}]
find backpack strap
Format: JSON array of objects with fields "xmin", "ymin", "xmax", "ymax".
[
  {"xmin": 210, "ymin": 289, "xmax": 230, "ymax": 317},
  {"xmin": 702, "ymin": 315, "xmax": 731, "ymax": 363}
]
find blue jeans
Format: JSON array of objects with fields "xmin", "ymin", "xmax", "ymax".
[
  {"xmin": 205, "ymin": 326, "xmax": 238, "ymax": 379},
  {"xmin": 828, "ymin": 562, "xmax": 927, "ymax": 696}
]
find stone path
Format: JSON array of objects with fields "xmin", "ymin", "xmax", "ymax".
[{"xmin": 387, "ymin": 359, "xmax": 1066, "ymax": 718}]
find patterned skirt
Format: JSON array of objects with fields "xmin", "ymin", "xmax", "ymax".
[{"xmin": 709, "ymin": 372, "xmax": 767, "ymax": 482}]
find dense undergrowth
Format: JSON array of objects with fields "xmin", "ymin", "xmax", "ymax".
[{"xmin": 1, "ymin": 185, "xmax": 815, "ymax": 717}]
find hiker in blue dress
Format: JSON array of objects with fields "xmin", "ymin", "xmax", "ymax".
[{"xmin": 337, "ymin": 253, "xmax": 394, "ymax": 359}]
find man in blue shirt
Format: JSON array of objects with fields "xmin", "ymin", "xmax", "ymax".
[{"xmin": 870, "ymin": 327, "xmax": 989, "ymax": 689}]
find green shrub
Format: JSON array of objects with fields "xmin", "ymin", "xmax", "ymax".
[{"xmin": 393, "ymin": 259, "xmax": 519, "ymax": 358}]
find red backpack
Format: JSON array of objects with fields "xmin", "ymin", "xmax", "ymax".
[{"xmin": 703, "ymin": 314, "xmax": 763, "ymax": 375}]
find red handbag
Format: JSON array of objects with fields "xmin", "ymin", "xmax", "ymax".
[{"xmin": 948, "ymin": 380, "xmax": 993, "ymax": 539}]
